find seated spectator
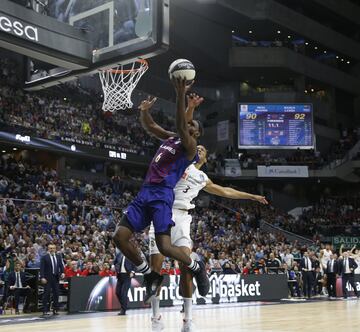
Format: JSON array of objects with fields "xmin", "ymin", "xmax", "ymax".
[
  {"xmin": 160, "ymin": 262, "xmax": 176, "ymax": 275},
  {"xmin": 283, "ymin": 263, "xmax": 301, "ymax": 298},
  {"xmin": 64, "ymin": 261, "xmax": 82, "ymax": 278},
  {"xmin": 99, "ymin": 263, "xmax": 115, "ymax": 277},
  {"xmin": 81, "ymin": 261, "xmax": 97, "ymax": 277},
  {"xmin": 266, "ymin": 253, "xmax": 282, "ymax": 274},
  {"xmin": 8, "ymin": 262, "xmax": 32, "ymax": 314}
]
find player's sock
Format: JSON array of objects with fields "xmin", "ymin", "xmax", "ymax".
[
  {"xmin": 183, "ymin": 298, "xmax": 192, "ymax": 321},
  {"xmin": 136, "ymin": 261, "xmax": 151, "ymax": 274},
  {"xmin": 151, "ymin": 296, "xmax": 161, "ymax": 319},
  {"xmin": 187, "ymin": 259, "xmax": 200, "ymax": 273}
]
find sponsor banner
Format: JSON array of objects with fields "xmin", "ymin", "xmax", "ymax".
[
  {"xmin": 257, "ymin": 165, "xmax": 309, "ymax": 178},
  {"xmin": 332, "ymin": 236, "xmax": 360, "ymax": 249},
  {"xmin": 217, "ymin": 120, "xmax": 229, "ymax": 142},
  {"xmin": 68, "ymin": 274, "xmax": 288, "ymax": 313},
  {"xmin": 224, "ymin": 159, "xmax": 242, "ymax": 177},
  {"xmin": 336, "ymin": 275, "xmax": 360, "ymax": 297}
]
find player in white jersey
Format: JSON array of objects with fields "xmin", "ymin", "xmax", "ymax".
[{"xmin": 149, "ymin": 146, "xmax": 268, "ymax": 332}]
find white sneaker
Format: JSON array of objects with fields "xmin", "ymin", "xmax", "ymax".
[
  {"xmin": 151, "ymin": 316, "xmax": 164, "ymax": 331},
  {"xmin": 181, "ymin": 319, "xmax": 196, "ymax": 332}
]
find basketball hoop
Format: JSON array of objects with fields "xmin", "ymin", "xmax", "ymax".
[{"xmin": 99, "ymin": 59, "xmax": 149, "ymax": 112}]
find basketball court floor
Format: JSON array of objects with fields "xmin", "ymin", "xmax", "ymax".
[{"xmin": 2, "ymin": 300, "xmax": 359, "ymax": 332}]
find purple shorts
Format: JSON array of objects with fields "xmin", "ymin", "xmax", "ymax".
[{"xmin": 125, "ymin": 185, "xmax": 175, "ymax": 234}]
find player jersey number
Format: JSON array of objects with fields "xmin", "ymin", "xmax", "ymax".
[
  {"xmin": 183, "ymin": 185, "xmax": 191, "ymax": 193},
  {"xmin": 155, "ymin": 153, "xmax": 163, "ymax": 163}
]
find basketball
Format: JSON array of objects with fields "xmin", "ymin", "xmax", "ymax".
[{"xmin": 168, "ymin": 59, "xmax": 196, "ymax": 81}]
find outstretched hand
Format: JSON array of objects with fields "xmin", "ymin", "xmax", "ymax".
[
  {"xmin": 187, "ymin": 93, "xmax": 204, "ymax": 109},
  {"xmin": 172, "ymin": 77, "xmax": 194, "ymax": 95},
  {"xmin": 138, "ymin": 96, "xmax": 157, "ymax": 111},
  {"xmin": 252, "ymin": 195, "xmax": 269, "ymax": 205}
]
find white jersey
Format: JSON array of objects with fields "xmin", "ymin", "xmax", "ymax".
[{"xmin": 172, "ymin": 164, "xmax": 209, "ymax": 210}]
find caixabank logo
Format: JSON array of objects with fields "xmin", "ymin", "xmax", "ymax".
[{"xmin": 0, "ymin": 15, "xmax": 39, "ymax": 42}]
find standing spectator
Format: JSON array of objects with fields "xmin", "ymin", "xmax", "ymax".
[
  {"xmin": 326, "ymin": 253, "xmax": 339, "ymax": 299},
  {"xmin": 283, "ymin": 248, "xmax": 294, "ymax": 267},
  {"xmin": 40, "ymin": 243, "xmax": 64, "ymax": 316},
  {"xmin": 339, "ymin": 251, "xmax": 359, "ymax": 299},
  {"xmin": 301, "ymin": 251, "xmax": 314, "ymax": 299}
]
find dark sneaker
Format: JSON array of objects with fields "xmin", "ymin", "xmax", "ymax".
[
  {"xmin": 193, "ymin": 261, "xmax": 210, "ymax": 296},
  {"xmin": 144, "ymin": 271, "xmax": 164, "ymax": 304}
]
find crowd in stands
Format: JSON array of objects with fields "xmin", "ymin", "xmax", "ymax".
[
  {"xmin": 0, "ymin": 83, "xmax": 174, "ymax": 156},
  {"xmin": 274, "ymin": 195, "xmax": 360, "ymax": 237},
  {"xmin": 1, "ymin": 156, "xmax": 360, "ymax": 303}
]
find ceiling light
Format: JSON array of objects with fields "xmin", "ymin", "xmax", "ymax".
[
  {"xmin": 287, "ymin": 35, "xmax": 291, "ymax": 39},
  {"xmin": 13, "ymin": 148, "xmax": 17, "ymax": 151},
  {"xmin": 277, "ymin": 30, "xmax": 281, "ymax": 34},
  {"xmin": 305, "ymin": 42, "xmax": 309, "ymax": 45},
  {"xmin": 232, "ymin": 30, "xmax": 235, "ymax": 33},
  {"xmin": 314, "ymin": 46, "xmax": 318, "ymax": 50},
  {"xmin": 311, "ymin": 88, "xmax": 314, "ymax": 92},
  {"xmin": 249, "ymin": 30, "xmax": 253, "ymax": 34},
  {"xmin": 63, "ymin": 97, "xmax": 67, "ymax": 101},
  {"xmin": 323, "ymin": 50, "xmax": 327, "ymax": 54},
  {"xmin": 304, "ymin": 90, "xmax": 308, "ymax": 93},
  {"xmin": 347, "ymin": 61, "xmax": 350, "ymax": 64},
  {"xmin": 2, "ymin": 150, "xmax": 5, "ymax": 153},
  {"xmin": 341, "ymin": 58, "xmax": 344, "ymax": 62},
  {"xmin": 336, "ymin": 56, "xmax": 339, "ymax": 59}
]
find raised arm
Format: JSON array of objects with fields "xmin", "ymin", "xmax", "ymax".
[
  {"xmin": 339, "ymin": 244, "xmax": 344, "ymax": 256},
  {"xmin": 173, "ymin": 78, "xmax": 197, "ymax": 160},
  {"xmin": 203, "ymin": 178, "xmax": 268, "ymax": 204},
  {"xmin": 138, "ymin": 96, "xmax": 176, "ymax": 140}
]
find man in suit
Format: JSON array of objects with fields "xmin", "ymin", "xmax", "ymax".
[
  {"xmin": 114, "ymin": 249, "xmax": 136, "ymax": 315},
  {"xmin": 40, "ymin": 243, "xmax": 64, "ymax": 316},
  {"xmin": 339, "ymin": 251, "xmax": 359, "ymax": 299},
  {"xmin": 8, "ymin": 262, "xmax": 32, "ymax": 314},
  {"xmin": 300, "ymin": 251, "xmax": 314, "ymax": 298},
  {"xmin": 326, "ymin": 253, "xmax": 339, "ymax": 298}
]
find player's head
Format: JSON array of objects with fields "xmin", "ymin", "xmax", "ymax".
[
  {"xmin": 188, "ymin": 119, "xmax": 204, "ymax": 139},
  {"xmin": 197, "ymin": 145, "xmax": 208, "ymax": 163}
]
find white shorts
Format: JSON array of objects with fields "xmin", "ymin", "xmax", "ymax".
[{"xmin": 149, "ymin": 209, "xmax": 192, "ymax": 255}]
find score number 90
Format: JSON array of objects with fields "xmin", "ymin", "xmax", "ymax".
[{"xmin": 245, "ymin": 113, "xmax": 257, "ymax": 120}]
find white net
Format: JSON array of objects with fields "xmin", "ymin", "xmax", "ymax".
[{"xmin": 99, "ymin": 59, "xmax": 149, "ymax": 112}]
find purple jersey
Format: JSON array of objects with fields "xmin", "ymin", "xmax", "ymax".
[{"xmin": 144, "ymin": 137, "xmax": 198, "ymax": 188}]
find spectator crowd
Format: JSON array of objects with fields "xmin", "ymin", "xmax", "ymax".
[{"xmin": 1, "ymin": 156, "xmax": 360, "ymax": 307}]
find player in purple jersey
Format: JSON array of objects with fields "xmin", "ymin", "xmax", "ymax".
[{"xmin": 112, "ymin": 78, "xmax": 209, "ymax": 303}]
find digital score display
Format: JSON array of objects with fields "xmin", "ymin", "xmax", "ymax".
[{"xmin": 238, "ymin": 104, "xmax": 314, "ymax": 149}]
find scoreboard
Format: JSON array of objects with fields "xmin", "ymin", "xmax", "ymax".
[{"xmin": 238, "ymin": 104, "xmax": 314, "ymax": 149}]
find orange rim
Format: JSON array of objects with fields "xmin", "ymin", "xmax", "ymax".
[{"xmin": 101, "ymin": 59, "xmax": 148, "ymax": 74}]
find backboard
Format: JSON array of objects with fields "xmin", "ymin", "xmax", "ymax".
[{"xmin": 25, "ymin": 0, "xmax": 169, "ymax": 90}]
